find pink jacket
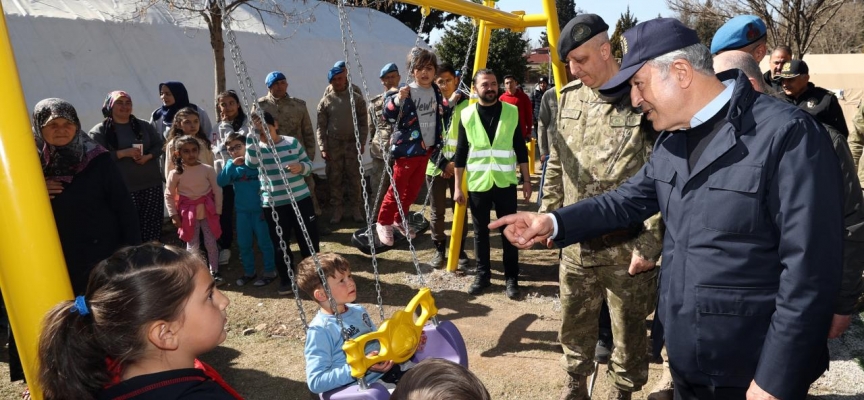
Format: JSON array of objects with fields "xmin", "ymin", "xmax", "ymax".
[{"xmin": 177, "ymin": 192, "xmax": 222, "ymax": 242}]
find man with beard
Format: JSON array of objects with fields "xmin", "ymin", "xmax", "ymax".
[{"xmin": 453, "ymin": 69, "xmax": 531, "ymax": 299}]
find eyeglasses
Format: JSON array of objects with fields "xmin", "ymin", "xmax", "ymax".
[{"xmin": 227, "ymin": 144, "xmax": 244, "ymax": 152}]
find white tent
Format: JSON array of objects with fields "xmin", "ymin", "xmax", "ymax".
[{"xmin": 3, "ymin": 0, "xmax": 423, "ymax": 173}]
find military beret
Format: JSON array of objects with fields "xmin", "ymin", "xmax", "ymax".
[
  {"xmin": 710, "ymin": 15, "xmax": 767, "ymax": 54},
  {"xmin": 557, "ymin": 14, "xmax": 609, "ymax": 63},
  {"xmin": 380, "ymin": 63, "xmax": 398, "ymax": 78}
]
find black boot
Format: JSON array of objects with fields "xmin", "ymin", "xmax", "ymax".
[
  {"xmin": 595, "ymin": 329, "xmax": 613, "ymax": 364},
  {"xmin": 468, "ymin": 274, "xmax": 491, "ymax": 295},
  {"xmin": 505, "ymin": 278, "xmax": 520, "ymax": 300},
  {"xmin": 429, "ymin": 240, "xmax": 446, "ymax": 268}
]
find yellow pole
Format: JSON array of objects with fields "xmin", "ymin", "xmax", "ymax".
[
  {"xmin": 0, "ymin": 5, "xmax": 73, "ymax": 399},
  {"xmin": 446, "ymin": 11, "xmax": 493, "ymax": 273},
  {"xmin": 527, "ymin": 139, "xmax": 536, "ymax": 174},
  {"xmin": 542, "ymin": 0, "xmax": 568, "ymax": 99}
]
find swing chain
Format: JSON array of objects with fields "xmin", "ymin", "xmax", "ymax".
[
  {"xmin": 219, "ymin": 0, "xmax": 351, "ymax": 340},
  {"xmin": 333, "ymin": 1, "xmax": 387, "ymax": 321}
]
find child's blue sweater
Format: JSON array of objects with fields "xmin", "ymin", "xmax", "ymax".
[
  {"xmin": 304, "ymin": 304, "xmax": 383, "ymax": 394},
  {"xmin": 217, "ymin": 162, "xmax": 262, "ymax": 213}
]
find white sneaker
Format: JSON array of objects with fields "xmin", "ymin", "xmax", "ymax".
[
  {"xmin": 218, "ymin": 249, "xmax": 231, "ymax": 265},
  {"xmin": 392, "ymin": 222, "xmax": 416, "ymax": 239},
  {"xmin": 376, "ymin": 223, "xmax": 395, "ymax": 246}
]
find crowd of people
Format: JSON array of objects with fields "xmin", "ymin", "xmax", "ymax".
[{"xmin": 15, "ymin": 7, "xmax": 864, "ymax": 400}]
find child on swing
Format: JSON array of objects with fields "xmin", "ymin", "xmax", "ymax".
[
  {"xmin": 298, "ymin": 253, "xmax": 403, "ymax": 394},
  {"xmin": 375, "ymin": 47, "xmax": 450, "ymax": 246},
  {"xmin": 165, "ymin": 135, "xmax": 224, "ymax": 285},
  {"xmin": 37, "ymin": 243, "xmax": 241, "ymax": 400}
]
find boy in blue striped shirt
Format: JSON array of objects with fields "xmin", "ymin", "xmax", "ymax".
[{"xmin": 246, "ymin": 111, "xmax": 320, "ymax": 295}]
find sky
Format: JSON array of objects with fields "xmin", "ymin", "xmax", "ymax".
[{"xmin": 429, "ymin": 0, "xmax": 675, "ymax": 46}]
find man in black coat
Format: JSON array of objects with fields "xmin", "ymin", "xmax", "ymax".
[{"xmin": 775, "ymin": 59, "xmax": 849, "ymax": 137}]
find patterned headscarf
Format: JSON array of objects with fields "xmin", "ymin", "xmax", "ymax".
[
  {"xmin": 101, "ymin": 90, "xmax": 131, "ymax": 118},
  {"xmin": 33, "ymin": 98, "xmax": 107, "ymax": 183}
]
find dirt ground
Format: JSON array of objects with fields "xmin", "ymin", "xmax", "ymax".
[{"xmin": 0, "ymin": 172, "xmax": 860, "ymax": 399}]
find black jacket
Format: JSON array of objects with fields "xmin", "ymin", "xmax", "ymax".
[
  {"xmin": 552, "ymin": 71, "xmax": 842, "ymax": 399},
  {"xmin": 99, "ymin": 368, "xmax": 237, "ymax": 400},
  {"xmin": 777, "ymin": 82, "xmax": 849, "ymax": 137},
  {"xmin": 51, "ymin": 153, "xmax": 141, "ymax": 293}
]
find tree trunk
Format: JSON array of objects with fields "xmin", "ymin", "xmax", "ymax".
[{"xmin": 209, "ymin": 8, "xmax": 226, "ymax": 108}]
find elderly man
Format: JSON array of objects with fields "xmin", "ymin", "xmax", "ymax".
[
  {"xmin": 256, "ymin": 71, "xmax": 323, "ymax": 219},
  {"xmin": 492, "ymin": 18, "xmax": 842, "ymax": 400},
  {"xmin": 317, "ymin": 61, "xmax": 369, "ymax": 224},
  {"xmin": 775, "ymin": 59, "xmax": 849, "ymax": 137},
  {"xmin": 544, "ymin": 14, "xmax": 663, "ymax": 400}
]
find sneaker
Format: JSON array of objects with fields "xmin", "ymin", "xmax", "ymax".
[
  {"xmin": 467, "ymin": 275, "xmax": 491, "ymax": 295},
  {"xmin": 595, "ymin": 330, "xmax": 613, "ymax": 364},
  {"xmin": 429, "ymin": 250, "xmax": 445, "ymax": 268},
  {"xmin": 505, "ymin": 278, "xmax": 520, "ymax": 300},
  {"xmin": 277, "ymin": 282, "xmax": 294, "ymax": 295},
  {"xmin": 376, "ymin": 223, "xmax": 395, "ymax": 246},
  {"xmin": 558, "ymin": 372, "xmax": 589, "ymax": 400},
  {"xmin": 211, "ymin": 272, "xmax": 225, "ymax": 287},
  {"xmin": 236, "ymin": 274, "xmax": 257, "ymax": 286},
  {"xmin": 353, "ymin": 208, "xmax": 364, "ymax": 223},
  {"xmin": 254, "ymin": 274, "xmax": 277, "ymax": 287},
  {"xmin": 392, "ymin": 222, "xmax": 416, "ymax": 239},
  {"xmin": 218, "ymin": 249, "xmax": 231, "ymax": 265}
]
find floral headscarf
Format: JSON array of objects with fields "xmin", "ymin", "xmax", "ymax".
[{"xmin": 33, "ymin": 98, "xmax": 107, "ymax": 182}]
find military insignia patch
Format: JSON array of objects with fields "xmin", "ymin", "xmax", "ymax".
[
  {"xmin": 806, "ymin": 99, "xmax": 817, "ymax": 108},
  {"xmin": 571, "ymin": 23, "xmax": 592, "ymax": 43},
  {"xmin": 621, "ymin": 37, "xmax": 629, "ymax": 55},
  {"xmin": 746, "ymin": 23, "xmax": 760, "ymax": 41},
  {"xmin": 781, "ymin": 63, "xmax": 792, "ymax": 73}
]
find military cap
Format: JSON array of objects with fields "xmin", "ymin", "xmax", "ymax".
[
  {"xmin": 380, "ymin": 63, "xmax": 398, "ymax": 78},
  {"xmin": 599, "ymin": 18, "xmax": 700, "ymax": 95},
  {"xmin": 557, "ymin": 14, "xmax": 609, "ymax": 62},
  {"xmin": 777, "ymin": 59, "xmax": 809, "ymax": 78},
  {"xmin": 710, "ymin": 15, "xmax": 767, "ymax": 54}
]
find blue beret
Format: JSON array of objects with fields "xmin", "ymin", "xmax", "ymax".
[
  {"xmin": 265, "ymin": 71, "xmax": 286, "ymax": 88},
  {"xmin": 710, "ymin": 15, "xmax": 767, "ymax": 54},
  {"xmin": 380, "ymin": 63, "xmax": 398, "ymax": 78},
  {"xmin": 329, "ymin": 61, "xmax": 346, "ymax": 82}
]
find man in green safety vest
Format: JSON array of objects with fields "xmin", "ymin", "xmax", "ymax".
[{"xmin": 453, "ymin": 69, "xmax": 531, "ymax": 300}]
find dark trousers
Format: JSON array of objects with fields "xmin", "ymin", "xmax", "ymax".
[
  {"xmin": 429, "ymin": 174, "xmax": 468, "ymax": 250},
  {"xmin": 468, "ymin": 184, "xmax": 519, "ymax": 281},
  {"xmin": 671, "ymin": 367, "xmax": 748, "ymax": 400},
  {"xmin": 218, "ymin": 185, "xmax": 235, "ymax": 249},
  {"xmin": 264, "ymin": 197, "xmax": 320, "ymax": 285}
]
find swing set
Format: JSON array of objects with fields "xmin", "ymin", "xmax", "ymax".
[{"xmin": 0, "ymin": 1, "xmax": 566, "ymax": 399}]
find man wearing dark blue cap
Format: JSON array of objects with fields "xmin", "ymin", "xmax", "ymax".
[
  {"xmin": 367, "ymin": 62, "xmax": 401, "ymax": 218},
  {"xmin": 543, "ymin": 13, "xmax": 663, "ymax": 400},
  {"xmin": 491, "ymin": 17, "xmax": 842, "ymax": 400}
]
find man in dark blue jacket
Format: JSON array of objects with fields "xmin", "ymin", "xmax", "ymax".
[{"xmin": 491, "ymin": 18, "xmax": 843, "ymax": 400}]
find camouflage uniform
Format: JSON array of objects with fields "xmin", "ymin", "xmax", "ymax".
[
  {"xmin": 541, "ymin": 80, "xmax": 663, "ymax": 392},
  {"xmin": 257, "ymin": 92, "xmax": 321, "ymax": 214},
  {"xmin": 368, "ymin": 91, "xmax": 394, "ymax": 218},
  {"xmin": 316, "ymin": 85, "xmax": 368, "ymax": 210}
]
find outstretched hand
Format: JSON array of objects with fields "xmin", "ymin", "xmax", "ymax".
[{"xmin": 488, "ymin": 212, "xmax": 554, "ymax": 250}]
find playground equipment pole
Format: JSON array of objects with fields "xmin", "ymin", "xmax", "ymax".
[{"xmin": 0, "ymin": 5, "xmax": 75, "ymax": 400}]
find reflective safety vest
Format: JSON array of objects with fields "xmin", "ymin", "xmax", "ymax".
[
  {"xmin": 426, "ymin": 99, "xmax": 468, "ymax": 176},
  {"xmin": 463, "ymin": 102, "xmax": 519, "ymax": 192}
]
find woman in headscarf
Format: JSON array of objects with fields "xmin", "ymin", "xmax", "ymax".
[
  {"xmin": 89, "ymin": 91, "xmax": 164, "ymax": 242},
  {"xmin": 35, "ymin": 98, "xmax": 142, "ymax": 293},
  {"xmin": 149, "ymin": 81, "xmax": 213, "ymax": 138}
]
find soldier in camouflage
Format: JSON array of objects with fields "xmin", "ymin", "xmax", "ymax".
[
  {"xmin": 317, "ymin": 61, "xmax": 369, "ymax": 224},
  {"xmin": 543, "ymin": 15, "xmax": 663, "ymax": 400},
  {"xmin": 367, "ymin": 63, "xmax": 400, "ymax": 219},
  {"xmin": 256, "ymin": 71, "xmax": 322, "ymax": 217}
]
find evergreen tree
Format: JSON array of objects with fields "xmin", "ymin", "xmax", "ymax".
[
  {"xmin": 692, "ymin": 0, "xmax": 722, "ymax": 46},
  {"xmin": 435, "ymin": 19, "xmax": 530, "ymax": 88},
  {"xmin": 556, "ymin": 0, "xmax": 579, "ymax": 26},
  {"xmin": 610, "ymin": 6, "xmax": 639, "ymax": 59}
]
